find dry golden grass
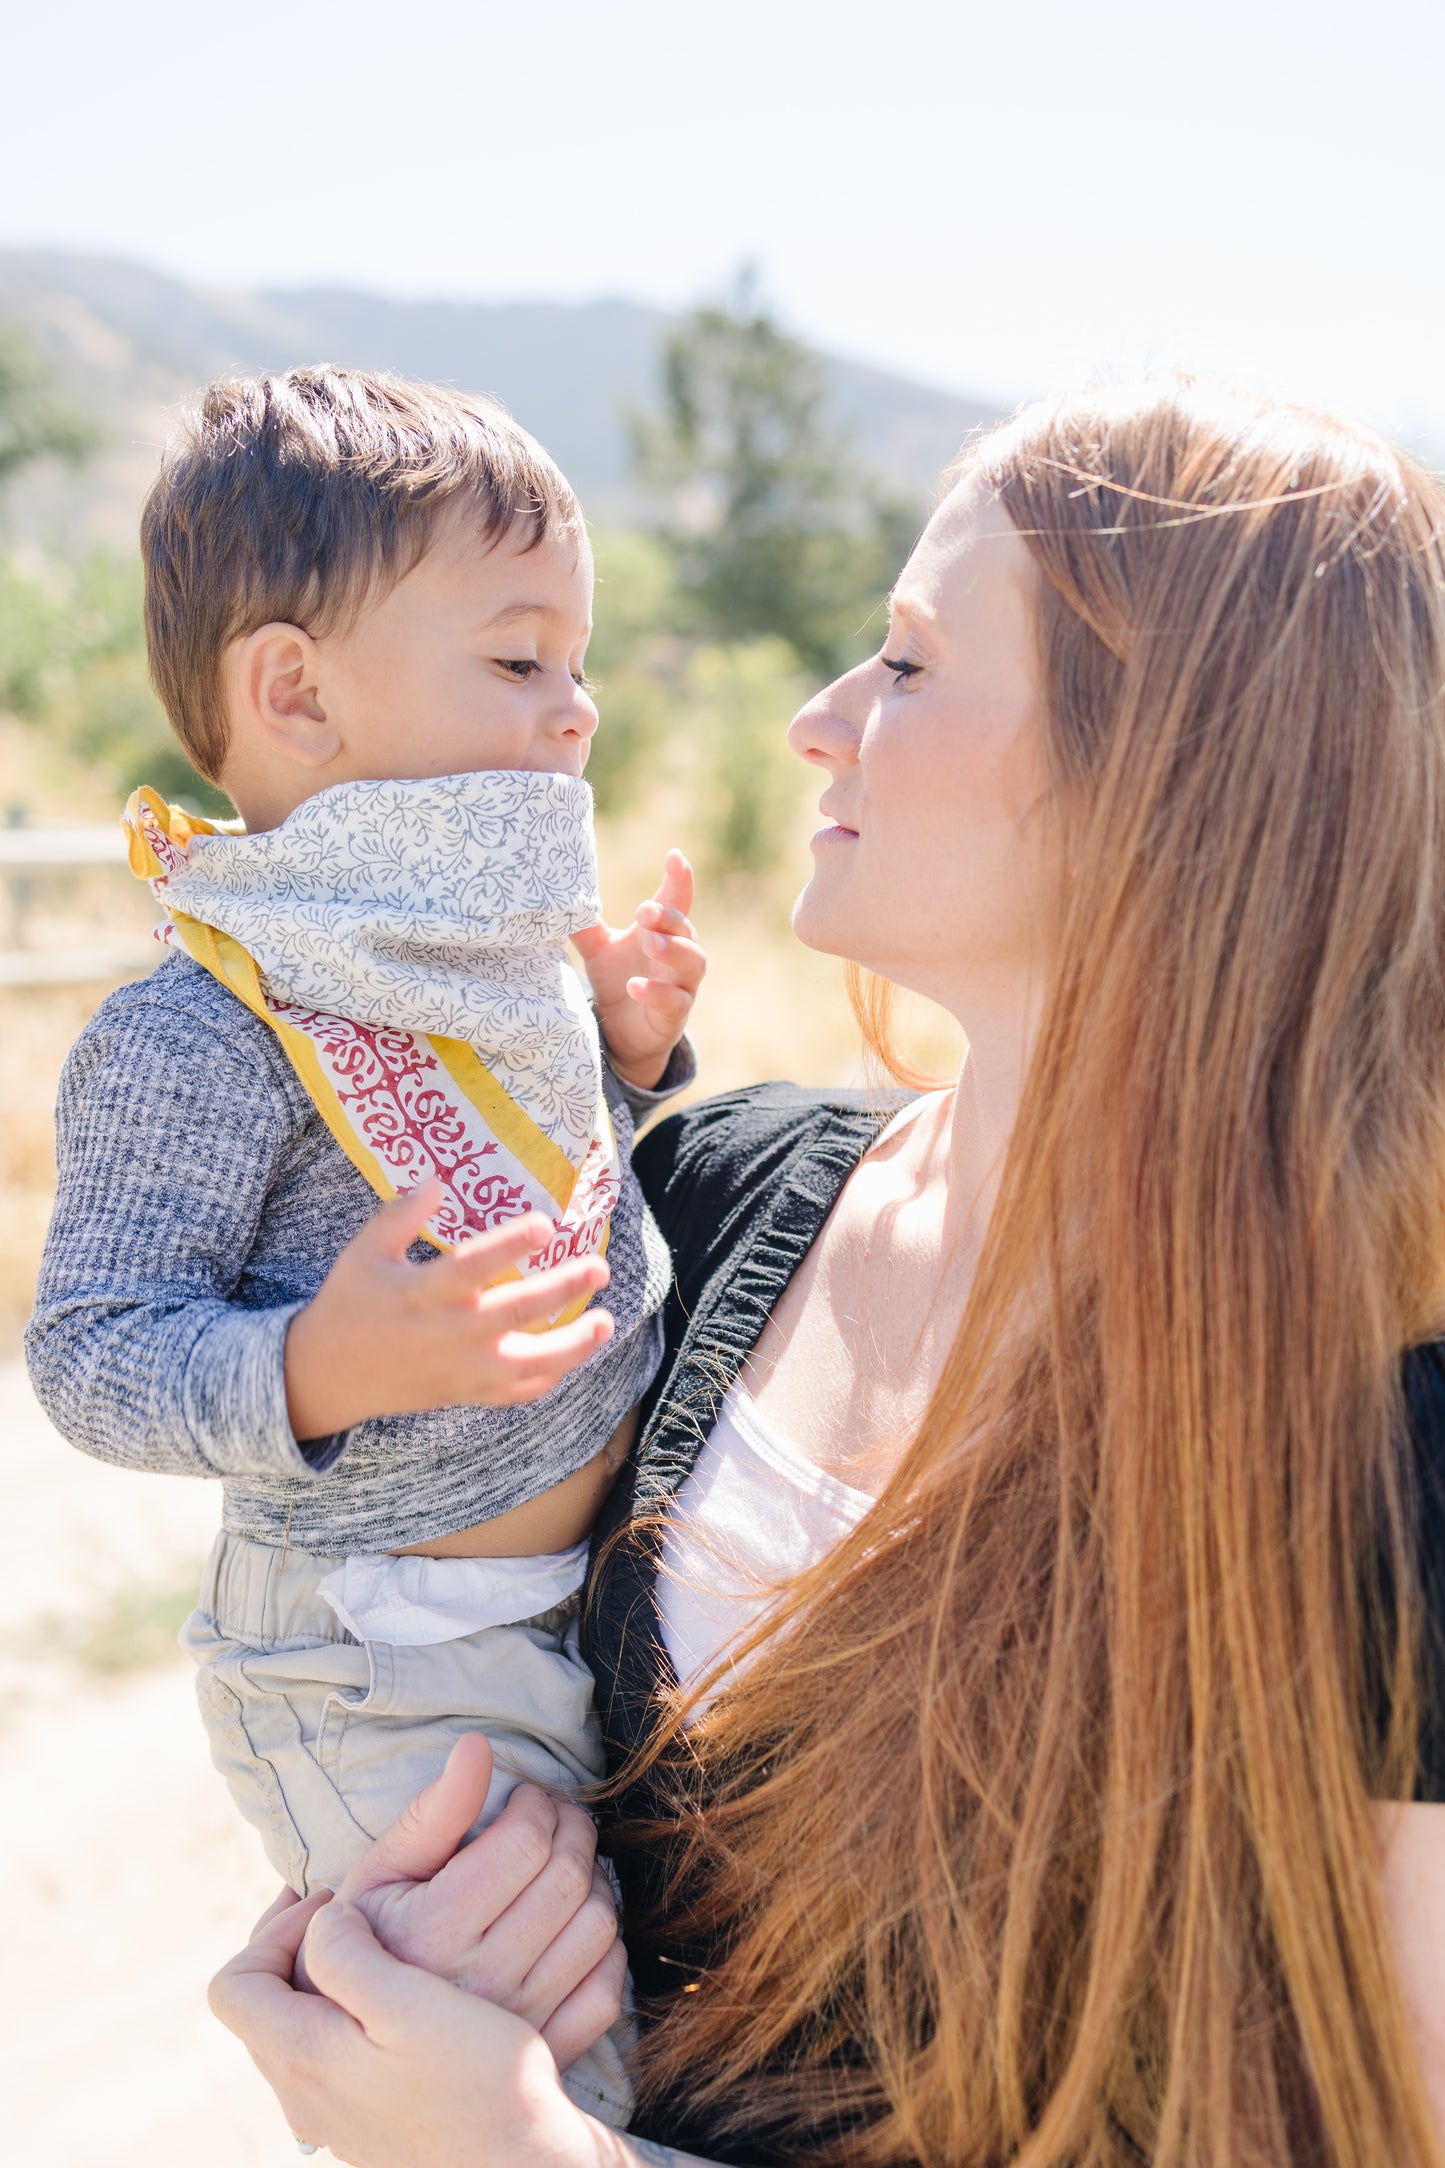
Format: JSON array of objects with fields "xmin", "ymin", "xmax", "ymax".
[
  {"xmin": 0, "ymin": 722, "xmax": 965, "ymax": 1345},
  {"xmin": 1, "ymin": 985, "xmax": 118, "ymax": 1335}
]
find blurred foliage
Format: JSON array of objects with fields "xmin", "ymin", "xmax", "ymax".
[
  {"xmin": 684, "ymin": 638, "xmax": 810, "ymax": 877},
  {"xmin": 0, "ymin": 323, "xmax": 96, "ymax": 492},
  {"xmin": 632, "ymin": 275, "xmax": 919, "ymax": 681},
  {"xmin": 584, "ymin": 526, "xmax": 685, "ymax": 812},
  {"xmin": 0, "ymin": 321, "xmax": 223, "ymax": 814},
  {"xmin": 0, "ymin": 551, "xmax": 226, "ymax": 812},
  {"xmin": 620, "ymin": 280, "xmax": 929, "ymax": 871}
]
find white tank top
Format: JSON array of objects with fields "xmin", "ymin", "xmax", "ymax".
[{"xmin": 656, "ymin": 1380, "xmax": 873, "ymax": 1714}]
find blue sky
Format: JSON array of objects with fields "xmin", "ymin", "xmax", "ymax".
[{"xmin": 4, "ymin": 0, "xmax": 1443, "ymax": 444}]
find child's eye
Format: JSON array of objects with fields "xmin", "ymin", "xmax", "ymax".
[
  {"xmin": 880, "ymin": 653, "xmax": 922, "ymax": 685},
  {"xmin": 573, "ymin": 672, "xmax": 597, "ymax": 694},
  {"xmin": 497, "ymin": 658, "xmax": 541, "ymax": 680}
]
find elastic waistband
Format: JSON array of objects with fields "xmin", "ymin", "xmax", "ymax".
[{"xmin": 320, "ymin": 1544, "xmax": 589, "ymax": 1646}]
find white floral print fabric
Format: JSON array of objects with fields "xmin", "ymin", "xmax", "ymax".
[{"xmin": 150, "ymin": 770, "xmax": 605, "ymax": 1159}]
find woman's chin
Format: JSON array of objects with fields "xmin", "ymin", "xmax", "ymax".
[{"xmin": 789, "ymin": 882, "xmax": 849, "ymax": 958}]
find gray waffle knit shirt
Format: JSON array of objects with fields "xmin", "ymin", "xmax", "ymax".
[{"xmin": 25, "ymin": 952, "xmax": 685, "ymax": 1554}]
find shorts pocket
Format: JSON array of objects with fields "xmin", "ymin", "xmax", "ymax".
[
  {"xmin": 187, "ymin": 1611, "xmax": 377, "ymax": 1895},
  {"xmin": 194, "ymin": 1659, "xmax": 313, "ymax": 1892}
]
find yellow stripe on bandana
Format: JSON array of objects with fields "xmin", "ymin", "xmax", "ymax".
[{"xmin": 122, "ymin": 787, "xmax": 618, "ymax": 1327}]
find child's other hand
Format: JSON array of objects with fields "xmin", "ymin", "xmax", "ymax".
[
  {"xmin": 304, "ymin": 1733, "xmax": 626, "ymax": 2073},
  {"xmin": 283, "ymin": 1184, "xmax": 613, "ymax": 1441},
  {"xmin": 571, "ymin": 848, "xmax": 705, "ymax": 1091}
]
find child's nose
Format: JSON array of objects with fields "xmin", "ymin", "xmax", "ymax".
[
  {"xmin": 565, "ymin": 685, "xmax": 600, "ymax": 742},
  {"xmin": 554, "ymin": 685, "xmax": 597, "ymax": 745}
]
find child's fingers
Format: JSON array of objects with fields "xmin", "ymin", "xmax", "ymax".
[
  {"xmin": 651, "ymin": 848, "xmax": 694, "ymax": 919},
  {"xmin": 442, "ymin": 1214, "xmax": 558, "ymax": 1289},
  {"xmin": 494, "ymin": 1306, "xmax": 616, "ymax": 1372},
  {"xmin": 491, "ymin": 1310, "xmax": 616, "ymax": 1396},
  {"xmin": 626, "ymin": 981, "xmax": 698, "ymax": 1037},
  {"xmin": 471, "ymin": 1256, "xmax": 611, "ymax": 1336},
  {"xmin": 362, "ymin": 1178, "xmax": 446, "ymax": 1261},
  {"xmin": 635, "ymin": 899, "xmax": 697, "ymax": 942},
  {"xmin": 634, "ymin": 929, "xmax": 706, "ymax": 990}
]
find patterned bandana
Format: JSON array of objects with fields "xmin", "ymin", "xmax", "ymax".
[{"xmin": 123, "ymin": 771, "xmax": 620, "ymax": 1299}]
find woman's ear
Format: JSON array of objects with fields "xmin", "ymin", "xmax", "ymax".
[{"xmin": 232, "ymin": 622, "xmax": 339, "ymax": 769}]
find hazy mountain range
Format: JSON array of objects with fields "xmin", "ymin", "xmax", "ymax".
[{"xmin": 0, "ymin": 250, "xmax": 1000, "ymax": 550}]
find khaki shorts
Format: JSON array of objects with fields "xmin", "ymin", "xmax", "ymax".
[{"xmin": 182, "ymin": 1529, "xmax": 634, "ymax": 2127}]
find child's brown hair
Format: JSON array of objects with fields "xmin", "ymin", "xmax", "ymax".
[{"xmin": 141, "ymin": 365, "xmax": 581, "ymax": 781}]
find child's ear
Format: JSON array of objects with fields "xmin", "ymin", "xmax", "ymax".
[{"xmin": 232, "ymin": 622, "xmax": 338, "ymax": 768}]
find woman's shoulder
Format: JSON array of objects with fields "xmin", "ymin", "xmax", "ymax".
[
  {"xmin": 636, "ymin": 1081, "xmax": 891, "ymax": 1222},
  {"xmin": 634, "ymin": 1082, "xmax": 903, "ymax": 1311}
]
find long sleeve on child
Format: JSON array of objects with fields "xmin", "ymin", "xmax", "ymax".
[
  {"xmin": 26, "ymin": 952, "xmax": 676, "ymax": 1551},
  {"xmin": 25, "ymin": 975, "xmax": 342, "ymax": 1482}
]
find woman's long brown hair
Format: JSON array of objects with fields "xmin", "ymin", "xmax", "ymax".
[{"xmin": 622, "ymin": 379, "xmax": 1445, "ymax": 2166}]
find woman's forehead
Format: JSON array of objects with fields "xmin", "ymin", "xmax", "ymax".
[{"xmin": 892, "ymin": 478, "xmax": 1031, "ymax": 631}]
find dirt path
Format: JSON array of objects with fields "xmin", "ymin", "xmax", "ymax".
[{"xmin": 0, "ymin": 1356, "xmax": 305, "ymax": 2164}]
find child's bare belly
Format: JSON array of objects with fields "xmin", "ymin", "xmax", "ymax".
[{"xmin": 392, "ymin": 1406, "xmax": 639, "ymax": 1558}]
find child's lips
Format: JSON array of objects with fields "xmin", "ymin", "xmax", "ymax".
[{"xmin": 813, "ymin": 804, "xmax": 859, "ymax": 842}]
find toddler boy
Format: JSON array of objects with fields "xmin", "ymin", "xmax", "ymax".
[{"xmin": 25, "ymin": 367, "xmax": 705, "ymax": 2127}]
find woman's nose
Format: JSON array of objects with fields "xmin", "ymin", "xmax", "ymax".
[{"xmin": 788, "ymin": 674, "xmax": 863, "ymax": 768}]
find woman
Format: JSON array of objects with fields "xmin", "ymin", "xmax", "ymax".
[{"xmin": 213, "ymin": 376, "xmax": 1445, "ymax": 2166}]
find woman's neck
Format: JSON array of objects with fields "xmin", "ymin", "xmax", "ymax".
[
  {"xmin": 740, "ymin": 993, "xmax": 1036, "ymax": 1489},
  {"xmin": 932, "ymin": 985, "xmax": 1037, "ymax": 1246}
]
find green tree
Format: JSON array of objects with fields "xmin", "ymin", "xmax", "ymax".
[
  {"xmin": 59, "ymin": 551, "xmax": 227, "ymax": 808},
  {"xmin": 583, "ymin": 527, "xmax": 684, "ymax": 812},
  {"xmin": 0, "ymin": 547, "xmax": 224, "ymax": 809},
  {"xmin": 0, "ymin": 330, "xmax": 226, "ymax": 812},
  {"xmin": 632, "ymin": 278, "xmax": 918, "ymax": 679},
  {"xmin": 684, "ymin": 637, "xmax": 809, "ymax": 878},
  {"xmin": 0, "ymin": 324, "xmax": 95, "ymax": 491}
]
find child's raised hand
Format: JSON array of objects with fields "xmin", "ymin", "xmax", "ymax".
[
  {"xmin": 570, "ymin": 847, "xmax": 705, "ymax": 1091},
  {"xmin": 282, "ymin": 1181, "xmax": 613, "ymax": 1442}
]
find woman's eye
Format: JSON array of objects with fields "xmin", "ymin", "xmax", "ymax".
[
  {"xmin": 497, "ymin": 658, "xmax": 541, "ymax": 680},
  {"xmin": 880, "ymin": 653, "xmax": 922, "ymax": 685}
]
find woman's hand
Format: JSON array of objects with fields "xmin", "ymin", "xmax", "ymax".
[
  {"xmin": 299, "ymin": 1734, "xmax": 627, "ymax": 2073},
  {"xmin": 212, "ymin": 1888, "xmax": 614, "ymax": 2167}
]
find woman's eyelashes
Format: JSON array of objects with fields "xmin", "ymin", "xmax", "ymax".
[{"xmin": 880, "ymin": 653, "xmax": 923, "ymax": 687}]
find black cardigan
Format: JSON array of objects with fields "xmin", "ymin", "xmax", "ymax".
[
  {"xmin": 588, "ymin": 1086, "xmax": 892, "ymax": 1783},
  {"xmin": 584, "ymin": 1085, "xmax": 1445, "ymax": 2149}
]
